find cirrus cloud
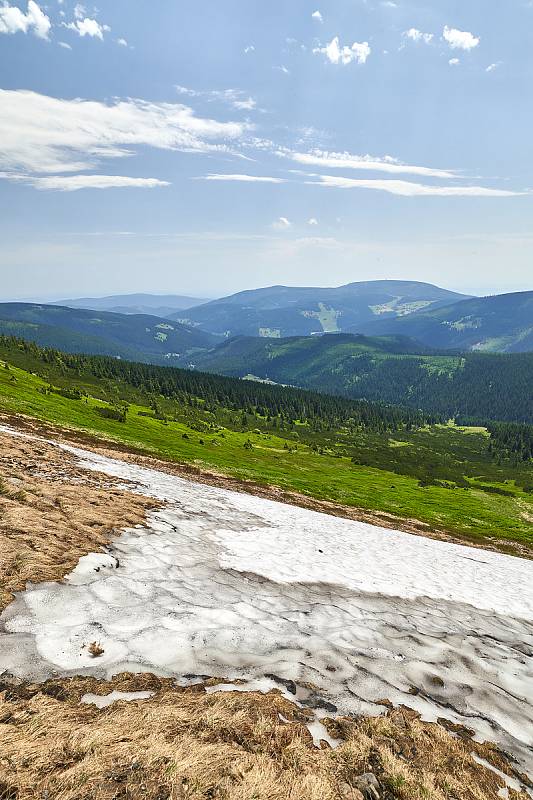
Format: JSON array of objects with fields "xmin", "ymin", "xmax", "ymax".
[
  {"xmin": 2, "ymin": 173, "xmax": 170, "ymax": 191},
  {"xmin": 197, "ymin": 173, "xmax": 286, "ymax": 183},
  {"xmin": 284, "ymin": 149, "xmax": 457, "ymax": 179},
  {"xmin": 308, "ymin": 174, "xmax": 526, "ymax": 197},
  {"xmin": 0, "ymin": 89, "xmax": 251, "ymax": 175}
]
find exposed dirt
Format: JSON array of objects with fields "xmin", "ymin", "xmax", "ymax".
[
  {"xmin": 1, "ymin": 412, "xmax": 531, "ymax": 559},
  {"xmin": 0, "ymin": 427, "xmax": 155, "ymax": 612},
  {"xmin": 0, "ymin": 672, "xmax": 529, "ymax": 800}
]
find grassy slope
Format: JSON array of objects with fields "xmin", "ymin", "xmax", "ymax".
[{"xmin": 0, "ymin": 358, "xmax": 531, "ymax": 549}]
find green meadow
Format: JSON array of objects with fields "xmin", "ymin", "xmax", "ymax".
[{"xmin": 0, "ymin": 353, "xmax": 531, "ymax": 550}]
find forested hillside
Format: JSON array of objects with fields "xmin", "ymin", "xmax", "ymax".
[
  {"xmin": 363, "ymin": 290, "xmax": 533, "ymax": 352},
  {"xmin": 195, "ymin": 333, "xmax": 533, "ymax": 424},
  {"xmin": 0, "ymin": 335, "xmax": 433, "ymax": 432},
  {"xmin": 0, "ymin": 336, "xmax": 531, "ymax": 548},
  {"xmin": 0, "ymin": 303, "xmax": 216, "ymax": 364}
]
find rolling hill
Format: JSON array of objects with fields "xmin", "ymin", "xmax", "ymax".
[
  {"xmin": 359, "ymin": 291, "xmax": 533, "ymax": 352},
  {"xmin": 55, "ymin": 293, "xmax": 208, "ymax": 318},
  {"xmin": 194, "ymin": 332, "xmax": 533, "ymax": 423},
  {"xmin": 0, "ymin": 303, "xmax": 217, "ymax": 364},
  {"xmin": 171, "ymin": 280, "xmax": 469, "ymax": 338}
]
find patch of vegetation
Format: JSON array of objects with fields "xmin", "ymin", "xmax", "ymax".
[
  {"xmin": 194, "ymin": 334, "xmax": 533, "ymax": 424},
  {"xmin": 0, "ymin": 336, "xmax": 531, "ymax": 548}
]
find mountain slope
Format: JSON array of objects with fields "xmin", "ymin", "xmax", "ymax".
[
  {"xmin": 194, "ymin": 332, "xmax": 533, "ymax": 423},
  {"xmin": 361, "ymin": 291, "xmax": 533, "ymax": 352},
  {"xmin": 0, "ymin": 303, "xmax": 216, "ymax": 364},
  {"xmin": 55, "ymin": 293, "xmax": 208, "ymax": 318},
  {"xmin": 172, "ymin": 280, "xmax": 469, "ymax": 338}
]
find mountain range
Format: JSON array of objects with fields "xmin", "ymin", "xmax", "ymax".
[
  {"xmin": 362, "ymin": 291, "xmax": 533, "ymax": 352},
  {"xmin": 0, "ymin": 282, "xmax": 531, "ymax": 377},
  {"xmin": 0, "ymin": 303, "xmax": 216, "ymax": 364},
  {"xmin": 55, "ymin": 293, "xmax": 208, "ymax": 318},
  {"xmin": 170, "ymin": 280, "xmax": 469, "ymax": 338}
]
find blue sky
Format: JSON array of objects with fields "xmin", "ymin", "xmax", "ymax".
[{"xmin": 1, "ymin": 0, "xmax": 532, "ymax": 300}]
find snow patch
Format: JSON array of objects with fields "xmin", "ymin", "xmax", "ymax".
[
  {"xmin": 0, "ymin": 425, "xmax": 532, "ymax": 776},
  {"xmin": 81, "ymin": 690, "xmax": 154, "ymax": 709}
]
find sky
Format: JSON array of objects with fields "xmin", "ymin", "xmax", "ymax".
[{"xmin": 1, "ymin": 0, "xmax": 533, "ymax": 301}]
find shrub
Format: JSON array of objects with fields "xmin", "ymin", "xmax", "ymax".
[{"xmin": 97, "ymin": 406, "xmax": 126, "ymax": 423}]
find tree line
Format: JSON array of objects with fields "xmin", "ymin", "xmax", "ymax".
[{"xmin": 0, "ymin": 335, "xmax": 438, "ymax": 433}]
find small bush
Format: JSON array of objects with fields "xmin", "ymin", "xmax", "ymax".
[{"xmin": 97, "ymin": 406, "xmax": 126, "ymax": 423}]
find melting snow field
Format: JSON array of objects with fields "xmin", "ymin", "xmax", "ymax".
[{"xmin": 1, "ymin": 428, "xmax": 532, "ymax": 775}]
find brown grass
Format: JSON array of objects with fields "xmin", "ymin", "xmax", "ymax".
[
  {"xmin": 0, "ymin": 429, "xmax": 154, "ymax": 612},
  {"xmin": 0, "ymin": 673, "xmax": 529, "ymax": 800},
  {"xmin": 0, "ymin": 422, "xmax": 530, "ymax": 799}
]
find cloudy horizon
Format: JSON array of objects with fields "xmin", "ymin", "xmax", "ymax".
[{"xmin": 1, "ymin": 0, "xmax": 532, "ymax": 299}]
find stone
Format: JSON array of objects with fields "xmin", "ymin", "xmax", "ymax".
[
  {"xmin": 339, "ymin": 782, "xmax": 365, "ymax": 800},
  {"xmin": 353, "ymin": 772, "xmax": 381, "ymax": 800}
]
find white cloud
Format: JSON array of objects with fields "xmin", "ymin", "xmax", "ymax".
[
  {"xmin": 0, "ymin": 89, "xmax": 250, "ymax": 174},
  {"xmin": 176, "ymin": 86, "xmax": 256, "ymax": 111},
  {"xmin": 308, "ymin": 174, "xmax": 525, "ymax": 197},
  {"xmin": 197, "ymin": 174, "xmax": 285, "ymax": 183},
  {"xmin": 449, "ymin": 57, "xmax": 460, "ymax": 66},
  {"xmin": 486, "ymin": 62, "xmax": 501, "ymax": 73},
  {"xmin": 73, "ymin": 3, "xmax": 85, "ymax": 20},
  {"xmin": 276, "ymin": 65, "xmax": 290, "ymax": 74},
  {"xmin": 0, "ymin": 1, "xmax": 50, "ymax": 39},
  {"xmin": 67, "ymin": 17, "xmax": 105, "ymax": 39},
  {"xmin": 314, "ymin": 36, "xmax": 371, "ymax": 65},
  {"xmin": 272, "ymin": 216, "xmax": 292, "ymax": 229},
  {"xmin": 443, "ymin": 25, "xmax": 479, "ymax": 50},
  {"xmin": 307, "ymin": 217, "xmax": 318, "ymax": 225},
  {"xmin": 311, "ymin": 10, "xmax": 323, "ymax": 22},
  {"xmin": 404, "ymin": 28, "xmax": 433, "ymax": 44},
  {"xmin": 58, "ymin": 40, "xmax": 71, "ymax": 49},
  {"xmin": 244, "ymin": 44, "xmax": 255, "ymax": 53},
  {"xmin": 284, "ymin": 149, "xmax": 457, "ymax": 179},
  {"xmin": 117, "ymin": 37, "xmax": 128, "ymax": 47},
  {"xmin": 3, "ymin": 174, "xmax": 170, "ymax": 191}
]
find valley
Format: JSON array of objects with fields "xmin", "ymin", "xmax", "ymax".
[
  {"xmin": 0, "ymin": 336, "xmax": 531, "ymax": 551},
  {"xmin": 194, "ymin": 333, "xmax": 533, "ymax": 423}
]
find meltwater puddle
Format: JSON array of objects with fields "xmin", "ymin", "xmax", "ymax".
[{"xmin": 0, "ymin": 427, "xmax": 532, "ymax": 777}]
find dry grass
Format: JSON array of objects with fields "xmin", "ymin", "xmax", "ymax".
[
  {"xmin": 0, "ymin": 673, "xmax": 529, "ymax": 800},
  {"xmin": 0, "ymin": 430, "xmax": 154, "ymax": 611},
  {"xmin": 0, "ymin": 424, "xmax": 530, "ymax": 799}
]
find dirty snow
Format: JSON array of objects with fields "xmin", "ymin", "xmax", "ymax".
[
  {"xmin": 81, "ymin": 690, "xmax": 154, "ymax": 709},
  {"xmin": 0, "ymin": 427, "xmax": 532, "ymax": 776}
]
